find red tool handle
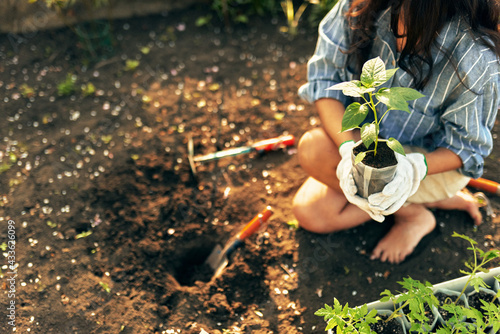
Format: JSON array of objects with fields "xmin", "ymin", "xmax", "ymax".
[
  {"xmin": 468, "ymin": 178, "xmax": 500, "ymax": 196},
  {"xmin": 236, "ymin": 206, "xmax": 273, "ymax": 241},
  {"xmin": 252, "ymin": 135, "xmax": 295, "ymax": 152}
]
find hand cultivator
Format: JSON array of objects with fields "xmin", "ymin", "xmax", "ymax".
[{"xmin": 187, "ymin": 134, "xmax": 295, "ymax": 176}]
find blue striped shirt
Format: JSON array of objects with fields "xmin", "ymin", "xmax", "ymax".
[{"xmin": 299, "ymin": 0, "xmax": 500, "ymax": 179}]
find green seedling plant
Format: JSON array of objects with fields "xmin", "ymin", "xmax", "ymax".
[
  {"xmin": 380, "ymin": 278, "xmax": 440, "ymax": 333},
  {"xmin": 328, "ymin": 56, "xmax": 424, "ymax": 164},
  {"xmin": 316, "ymin": 233, "xmax": 500, "ymax": 333},
  {"xmin": 453, "ymin": 232, "xmax": 500, "ymax": 300},
  {"xmin": 432, "ymin": 233, "xmax": 500, "ymax": 334},
  {"xmin": 315, "ymin": 299, "xmax": 379, "ymax": 333}
]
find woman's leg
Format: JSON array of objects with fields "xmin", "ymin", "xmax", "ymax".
[
  {"xmin": 292, "ymin": 177, "xmax": 371, "ymax": 233},
  {"xmin": 370, "ymin": 190, "xmax": 482, "ymax": 264},
  {"xmin": 370, "ymin": 204, "xmax": 436, "ymax": 264},
  {"xmin": 292, "ymin": 128, "xmax": 371, "ymax": 233},
  {"xmin": 425, "ymin": 190, "xmax": 482, "ymax": 225}
]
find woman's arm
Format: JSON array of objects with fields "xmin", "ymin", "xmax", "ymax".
[
  {"xmin": 425, "ymin": 147, "xmax": 463, "ymax": 175},
  {"xmin": 315, "ymin": 98, "xmax": 360, "ymax": 147}
]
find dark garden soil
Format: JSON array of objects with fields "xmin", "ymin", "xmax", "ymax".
[
  {"xmin": 0, "ymin": 4, "xmax": 499, "ymax": 334},
  {"xmin": 467, "ymin": 290, "xmax": 500, "ymax": 310},
  {"xmin": 369, "ymin": 314, "xmax": 405, "ymax": 334}
]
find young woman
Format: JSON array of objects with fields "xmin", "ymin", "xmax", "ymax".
[{"xmin": 293, "ymin": 0, "xmax": 500, "ymax": 264}]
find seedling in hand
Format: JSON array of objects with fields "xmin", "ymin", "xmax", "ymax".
[{"xmin": 328, "ymin": 57, "xmax": 424, "ymax": 164}]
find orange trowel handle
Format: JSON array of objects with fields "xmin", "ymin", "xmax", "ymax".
[
  {"xmin": 236, "ymin": 206, "xmax": 273, "ymax": 241},
  {"xmin": 468, "ymin": 178, "xmax": 500, "ymax": 196}
]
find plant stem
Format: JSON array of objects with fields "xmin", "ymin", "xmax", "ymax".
[
  {"xmin": 455, "ymin": 241, "xmax": 481, "ymax": 305},
  {"xmin": 378, "ymin": 109, "xmax": 391, "ymax": 124},
  {"xmin": 368, "ymin": 92, "xmax": 379, "ymax": 156},
  {"xmin": 455, "ymin": 241, "xmax": 491, "ymax": 304}
]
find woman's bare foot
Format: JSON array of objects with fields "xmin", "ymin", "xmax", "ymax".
[
  {"xmin": 457, "ymin": 190, "xmax": 483, "ymax": 225},
  {"xmin": 425, "ymin": 190, "xmax": 482, "ymax": 226},
  {"xmin": 370, "ymin": 204, "xmax": 436, "ymax": 264}
]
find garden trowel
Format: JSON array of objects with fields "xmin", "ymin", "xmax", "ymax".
[{"xmin": 205, "ymin": 206, "xmax": 273, "ymax": 278}]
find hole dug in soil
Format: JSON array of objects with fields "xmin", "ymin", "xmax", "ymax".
[{"xmin": 171, "ymin": 239, "xmax": 218, "ymax": 286}]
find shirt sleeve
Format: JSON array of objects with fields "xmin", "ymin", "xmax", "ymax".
[
  {"xmin": 435, "ymin": 54, "xmax": 500, "ymax": 179},
  {"xmin": 298, "ymin": 0, "xmax": 354, "ymax": 106}
]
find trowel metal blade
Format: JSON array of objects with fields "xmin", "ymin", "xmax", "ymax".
[{"xmin": 205, "ymin": 244, "xmax": 226, "ymax": 271}]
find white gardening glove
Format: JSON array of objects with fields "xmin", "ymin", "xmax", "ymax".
[
  {"xmin": 367, "ymin": 153, "xmax": 427, "ymax": 216},
  {"xmin": 336, "ymin": 141, "xmax": 386, "ymax": 222}
]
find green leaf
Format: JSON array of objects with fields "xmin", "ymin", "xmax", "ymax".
[
  {"xmin": 361, "ymin": 123, "xmax": 377, "ymax": 149},
  {"xmin": 341, "ymin": 103, "xmax": 369, "ymax": 132},
  {"xmin": 361, "ymin": 57, "xmax": 386, "ymax": 87},
  {"xmin": 124, "ymin": 59, "xmax": 140, "ymax": 71},
  {"xmin": 376, "ymin": 89, "xmax": 410, "ymax": 112},
  {"xmin": 387, "ymin": 138, "xmax": 406, "ymax": 156},
  {"xmin": 452, "ymin": 232, "xmax": 471, "ymax": 242},
  {"xmin": 195, "ymin": 15, "xmax": 212, "ymax": 27},
  {"xmin": 389, "ymin": 87, "xmax": 425, "ymax": 101},
  {"xmin": 327, "ymin": 81, "xmax": 365, "ymax": 98},
  {"xmin": 354, "ymin": 152, "xmax": 366, "ymax": 165},
  {"xmin": 483, "ymin": 249, "xmax": 500, "ymax": 261},
  {"xmin": 379, "ymin": 296, "xmax": 391, "ymax": 303},
  {"xmin": 75, "ymin": 230, "xmax": 92, "ymax": 239},
  {"xmin": 315, "ymin": 304, "xmax": 333, "ymax": 317},
  {"xmin": 384, "ymin": 68, "xmax": 399, "ymax": 82},
  {"xmin": 99, "ymin": 281, "xmax": 111, "ymax": 293},
  {"xmin": 470, "ymin": 275, "xmax": 489, "ymax": 291},
  {"xmin": 366, "ymin": 308, "xmax": 378, "ymax": 319}
]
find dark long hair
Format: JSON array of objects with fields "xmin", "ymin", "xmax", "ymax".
[{"xmin": 345, "ymin": 0, "xmax": 500, "ymax": 90}]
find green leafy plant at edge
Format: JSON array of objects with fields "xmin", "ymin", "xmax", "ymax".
[
  {"xmin": 316, "ymin": 299, "xmax": 379, "ymax": 333},
  {"xmin": 328, "ymin": 56, "xmax": 424, "ymax": 164},
  {"xmin": 280, "ymin": 0, "xmax": 309, "ymax": 37},
  {"xmin": 315, "ymin": 232, "xmax": 500, "ymax": 333},
  {"xmin": 380, "ymin": 278, "xmax": 439, "ymax": 333},
  {"xmin": 452, "ymin": 232, "xmax": 500, "ymax": 299}
]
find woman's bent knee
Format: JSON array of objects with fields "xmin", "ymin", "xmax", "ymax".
[
  {"xmin": 297, "ymin": 128, "xmax": 340, "ymax": 174},
  {"xmin": 292, "ymin": 185, "xmax": 338, "ymax": 234}
]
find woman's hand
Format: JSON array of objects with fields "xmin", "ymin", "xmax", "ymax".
[{"xmin": 336, "ymin": 142, "xmax": 427, "ymax": 221}]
